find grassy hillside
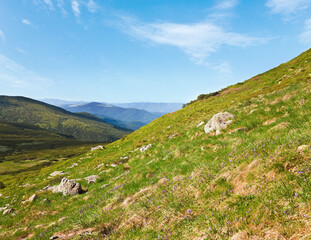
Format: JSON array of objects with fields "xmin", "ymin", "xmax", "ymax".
[
  {"xmin": 0, "ymin": 96, "xmax": 130, "ymax": 142},
  {"xmin": 1, "ymin": 49, "xmax": 311, "ymax": 239}
]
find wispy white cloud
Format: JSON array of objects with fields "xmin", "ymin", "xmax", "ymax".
[
  {"xmin": 22, "ymin": 19, "xmax": 38, "ymax": 29},
  {"xmin": 22, "ymin": 19, "xmax": 31, "ymax": 25},
  {"xmin": 57, "ymin": 0, "xmax": 67, "ymax": 15},
  {"xmin": 87, "ymin": 0, "xmax": 98, "ymax": 13},
  {"xmin": 0, "ymin": 30, "xmax": 5, "ymax": 43},
  {"xmin": 299, "ymin": 18, "xmax": 311, "ymax": 44},
  {"xmin": 266, "ymin": 0, "xmax": 311, "ymax": 14},
  {"xmin": 0, "ymin": 53, "xmax": 51, "ymax": 89},
  {"xmin": 214, "ymin": 0, "xmax": 239, "ymax": 10},
  {"xmin": 43, "ymin": 0, "xmax": 54, "ymax": 10},
  {"xmin": 116, "ymin": 16, "xmax": 269, "ymax": 66},
  {"xmin": 71, "ymin": 0, "xmax": 80, "ymax": 17}
]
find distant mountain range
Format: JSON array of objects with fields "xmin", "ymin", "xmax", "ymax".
[
  {"xmin": 0, "ymin": 96, "xmax": 130, "ymax": 142},
  {"xmin": 40, "ymin": 99, "xmax": 183, "ymax": 130}
]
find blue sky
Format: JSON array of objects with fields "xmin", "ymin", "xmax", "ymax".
[{"xmin": 0, "ymin": 0, "xmax": 311, "ymax": 103}]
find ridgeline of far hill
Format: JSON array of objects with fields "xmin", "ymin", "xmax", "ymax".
[{"xmin": 0, "ymin": 96, "xmax": 131, "ymax": 142}]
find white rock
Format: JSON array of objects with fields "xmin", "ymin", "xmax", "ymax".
[
  {"xmin": 204, "ymin": 112, "xmax": 235, "ymax": 135},
  {"xmin": 91, "ymin": 145, "xmax": 104, "ymax": 151},
  {"xmin": 297, "ymin": 145, "xmax": 309, "ymax": 153},
  {"xmin": 140, "ymin": 144, "xmax": 152, "ymax": 152}
]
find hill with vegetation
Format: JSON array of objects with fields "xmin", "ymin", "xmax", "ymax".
[
  {"xmin": 0, "ymin": 96, "xmax": 130, "ymax": 142},
  {"xmin": 1, "ymin": 49, "xmax": 311, "ymax": 239}
]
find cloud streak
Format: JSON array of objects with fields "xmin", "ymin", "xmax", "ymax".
[
  {"xmin": 266, "ymin": 0, "xmax": 311, "ymax": 14},
  {"xmin": 71, "ymin": 0, "xmax": 80, "ymax": 17},
  {"xmin": 0, "ymin": 53, "xmax": 51, "ymax": 89},
  {"xmin": 116, "ymin": 16, "xmax": 269, "ymax": 65},
  {"xmin": 214, "ymin": 0, "xmax": 239, "ymax": 10}
]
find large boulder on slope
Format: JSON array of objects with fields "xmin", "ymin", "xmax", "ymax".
[
  {"xmin": 52, "ymin": 178, "xmax": 82, "ymax": 196},
  {"xmin": 204, "ymin": 112, "xmax": 234, "ymax": 135}
]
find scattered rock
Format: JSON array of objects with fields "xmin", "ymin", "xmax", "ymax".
[
  {"xmin": 50, "ymin": 171, "xmax": 65, "ymax": 177},
  {"xmin": 115, "ymin": 171, "xmax": 130, "ymax": 180},
  {"xmin": 100, "ymin": 184, "xmax": 109, "ymax": 189},
  {"xmin": 94, "ymin": 163, "xmax": 104, "ymax": 170},
  {"xmin": 263, "ymin": 117, "xmax": 277, "ymax": 126},
  {"xmin": 140, "ymin": 144, "xmax": 152, "ymax": 152},
  {"xmin": 83, "ymin": 195, "xmax": 91, "ymax": 201},
  {"xmin": 249, "ymin": 109, "xmax": 257, "ymax": 114},
  {"xmin": 3, "ymin": 208, "xmax": 14, "ymax": 215},
  {"xmin": 204, "ymin": 112, "xmax": 235, "ymax": 135},
  {"xmin": 21, "ymin": 194, "xmax": 37, "ymax": 204},
  {"xmin": 85, "ymin": 175, "xmax": 100, "ymax": 184},
  {"xmin": 197, "ymin": 121, "xmax": 205, "ymax": 127},
  {"xmin": 111, "ymin": 164, "xmax": 117, "ymax": 168},
  {"xmin": 201, "ymin": 146, "xmax": 206, "ymax": 151},
  {"xmin": 123, "ymin": 163, "xmax": 130, "ymax": 170},
  {"xmin": 297, "ymin": 145, "xmax": 309, "ymax": 154},
  {"xmin": 51, "ymin": 178, "xmax": 82, "ymax": 196},
  {"xmin": 91, "ymin": 145, "xmax": 104, "ymax": 151},
  {"xmin": 69, "ymin": 163, "xmax": 78, "ymax": 168}
]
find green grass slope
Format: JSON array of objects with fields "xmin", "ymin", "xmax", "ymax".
[
  {"xmin": 1, "ymin": 49, "xmax": 311, "ymax": 239},
  {"xmin": 0, "ymin": 96, "xmax": 131, "ymax": 142}
]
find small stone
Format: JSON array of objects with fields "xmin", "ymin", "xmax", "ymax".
[
  {"xmin": 91, "ymin": 145, "xmax": 104, "ymax": 151},
  {"xmin": 69, "ymin": 163, "xmax": 78, "ymax": 168},
  {"xmin": 94, "ymin": 163, "xmax": 104, "ymax": 170},
  {"xmin": 50, "ymin": 171, "xmax": 65, "ymax": 177},
  {"xmin": 100, "ymin": 184, "xmax": 109, "ymax": 189},
  {"xmin": 140, "ymin": 144, "xmax": 152, "ymax": 152},
  {"xmin": 3, "ymin": 208, "xmax": 14, "ymax": 215},
  {"xmin": 85, "ymin": 175, "xmax": 100, "ymax": 184}
]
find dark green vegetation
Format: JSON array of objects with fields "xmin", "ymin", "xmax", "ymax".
[
  {"xmin": 62, "ymin": 102, "xmax": 161, "ymax": 130},
  {"xmin": 0, "ymin": 96, "xmax": 131, "ymax": 142},
  {"xmin": 0, "ymin": 121, "xmax": 99, "ymax": 175},
  {"xmin": 1, "ymin": 49, "xmax": 311, "ymax": 239}
]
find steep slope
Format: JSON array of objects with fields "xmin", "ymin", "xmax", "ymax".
[
  {"xmin": 62, "ymin": 102, "xmax": 161, "ymax": 127},
  {"xmin": 1, "ymin": 49, "xmax": 311, "ymax": 239},
  {"xmin": 0, "ymin": 96, "xmax": 130, "ymax": 142}
]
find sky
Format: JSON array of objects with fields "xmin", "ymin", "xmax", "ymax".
[{"xmin": 0, "ymin": 0, "xmax": 311, "ymax": 103}]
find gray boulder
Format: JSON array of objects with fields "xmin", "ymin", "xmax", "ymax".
[
  {"xmin": 52, "ymin": 178, "xmax": 82, "ymax": 196},
  {"xmin": 204, "ymin": 112, "xmax": 234, "ymax": 135},
  {"xmin": 50, "ymin": 171, "xmax": 65, "ymax": 177}
]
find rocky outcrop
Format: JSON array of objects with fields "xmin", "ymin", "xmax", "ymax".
[
  {"xmin": 85, "ymin": 175, "xmax": 100, "ymax": 184},
  {"xmin": 204, "ymin": 112, "xmax": 234, "ymax": 135},
  {"xmin": 51, "ymin": 178, "xmax": 82, "ymax": 196}
]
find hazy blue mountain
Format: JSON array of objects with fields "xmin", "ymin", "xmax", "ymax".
[
  {"xmin": 62, "ymin": 102, "xmax": 161, "ymax": 125},
  {"xmin": 40, "ymin": 99, "xmax": 87, "ymax": 106},
  {"xmin": 111, "ymin": 102, "xmax": 183, "ymax": 114}
]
